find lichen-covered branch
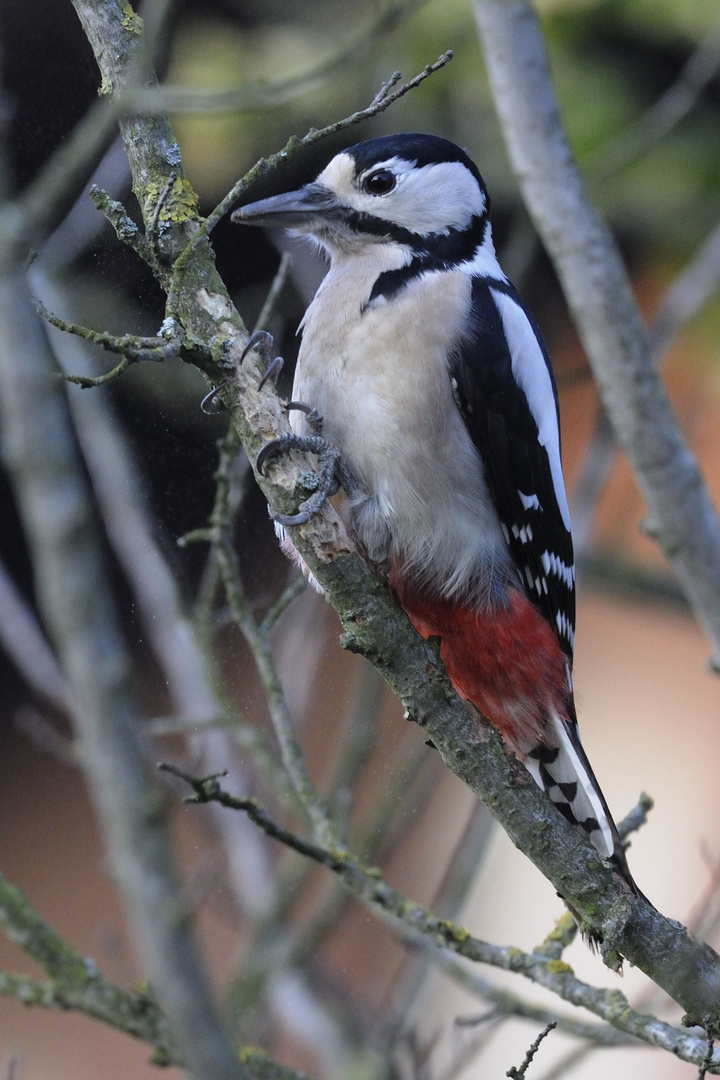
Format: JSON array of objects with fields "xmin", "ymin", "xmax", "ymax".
[
  {"xmin": 0, "ymin": 870, "xmax": 311, "ymax": 1079},
  {"xmin": 162, "ymin": 767, "xmax": 720, "ymax": 1073},
  {"xmin": 0, "ymin": 871, "xmax": 177, "ymax": 1062}
]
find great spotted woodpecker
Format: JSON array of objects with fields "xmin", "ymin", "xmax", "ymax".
[{"xmin": 233, "ymin": 133, "xmax": 639, "ymax": 891}]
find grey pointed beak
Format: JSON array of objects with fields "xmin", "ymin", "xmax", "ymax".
[{"xmin": 231, "ymin": 182, "xmax": 340, "ymax": 230}]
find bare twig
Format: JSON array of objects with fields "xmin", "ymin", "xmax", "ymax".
[
  {"xmin": 128, "ymin": 0, "xmax": 426, "ymax": 116},
  {"xmin": 209, "ymin": 422, "xmax": 339, "ymax": 848},
  {"xmin": 14, "ymin": 707, "xmax": 76, "ymax": 767},
  {"xmin": 572, "ymin": 216, "xmax": 720, "ymax": 557},
  {"xmin": 162, "ymin": 765, "xmax": 720, "ymax": 1072},
  {"xmin": 649, "ymin": 219, "xmax": 720, "ymax": 360},
  {"xmin": 0, "ymin": 262, "xmax": 245, "ymax": 1080},
  {"xmin": 700, "ymin": 1020, "xmax": 718, "ymax": 1080},
  {"xmin": 0, "ymin": 871, "xmax": 177, "ymax": 1063},
  {"xmin": 35, "ymin": 296, "xmax": 184, "ymax": 387},
  {"xmin": 35, "ymin": 267, "xmax": 281, "ymax": 930},
  {"xmin": 200, "ymin": 50, "xmax": 454, "ymax": 237},
  {"xmin": 506, "ymin": 1022, "xmax": 557, "ymax": 1079},
  {"xmin": 454, "ymin": 965, "xmax": 631, "ymax": 1047}
]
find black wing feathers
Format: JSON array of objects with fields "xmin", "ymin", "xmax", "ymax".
[{"xmin": 449, "ymin": 277, "xmax": 575, "ymax": 659}]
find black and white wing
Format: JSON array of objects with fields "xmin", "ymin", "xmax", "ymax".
[{"xmin": 450, "ymin": 276, "xmax": 575, "ymax": 660}]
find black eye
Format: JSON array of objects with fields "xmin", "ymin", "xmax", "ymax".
[{"xmin": 362, "ymin": 169, "xmax": 396, "ymax": 196}]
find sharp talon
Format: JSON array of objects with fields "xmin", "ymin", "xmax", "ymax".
[
  {"xmin": 273, "ymin": 510, "xmax": 311, "ymax": 527},
  {"xmin": 258, "ymin": 355, "xmax": 284, "ymax": 390},
  {"xmin": 240, "ymin": 329, "xmax": 274, "ymax": 365},
  {"xmin": 256, "ymin": 436, "xmax": 287, "ymax": 476},
  {"xmin": 287, "ymin": 400, "xmax": 324, "ymax": 435},
  {"xmin": 201, "ymin": 381, "xmax": 229, "ymax": 414}
]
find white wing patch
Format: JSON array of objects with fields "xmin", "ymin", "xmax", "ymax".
[
  {"xmin": 541, "ymin": 549, "xmax": 575, "ymax": 589},
  {"xmin": 512, "ymin": 523, "xmax": 533, "ymax": 543},
  {"xmin": 555, "ymin": 610, "xmax": 575, "ymax": 650},
  {"xmin": 490, "ymin": 288, "xmax": 571, "ymax": 532},
  {"xmin": 464, "ymin": 222, "xmax": 507, "ymax": 279},
  {"xmin": 519, "ymin": 491, "xmax": 541, "ymax": 511}
]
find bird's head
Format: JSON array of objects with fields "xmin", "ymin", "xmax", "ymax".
[{"xmin": 232, "ymin": 133, "xmax": 490, "ymax": 257}]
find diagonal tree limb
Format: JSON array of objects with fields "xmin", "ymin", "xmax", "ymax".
[{"xmin": 161, "ymin": 766, "xmax": 720, "ymax": 1073}]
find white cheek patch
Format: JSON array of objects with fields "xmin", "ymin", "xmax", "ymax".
[
  {"xmin": 317, "ymin": 155, "xmax": 487, "ymax": 236},
  {"xmin": 316, "ymin": 153, "xmax": 359, "ymax": 199}
]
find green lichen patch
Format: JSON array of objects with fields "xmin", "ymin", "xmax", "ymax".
[
  {"xmin": 121, "ymin": 4, "xmax": 143, "ymax": 34},
  {"xmin": 144, "ymin": 178, "xmax": 199, "ymax": 225}
]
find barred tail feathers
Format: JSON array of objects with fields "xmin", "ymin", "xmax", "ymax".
[{"xmin": 522, "ymin": 711, "xmax": 623, "ymax": 867}]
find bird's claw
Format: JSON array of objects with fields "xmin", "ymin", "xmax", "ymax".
[
  {"xmin": 287, "ymin": 400, "xmax": 325, "ymax": 437},
  {"xmin": 241, "ymin": 329, "xmax": 284, "ymax": 389},
  {"xmin": 200, "ymin": 380, "xmax": 230, "ymax": 414},
  {"xmin": 240, "ymin": 329, "xmax": 273, "ymax": 365},
  {"xmin": 258, "ymin": 355, "xmax": 284, "ymax": 390}
]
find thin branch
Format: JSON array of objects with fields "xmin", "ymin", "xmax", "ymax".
[
  {"xmin": 323, "ymin": 662, "xmax": 385, "ymax": 829},
  {"xmin": 162, "ymin": 766, "xmax": 720, "ymax": 1073},
  {"xmin": 259, "ymin": 573, "xmax": 308, "ymax": 637},
  {"xmin": 253, "ymin": 250, "xmax": 293, "ymax": 341},
  {"xmin": 0, "ymin": 261, "xmax": 245, "ymax": 1080},
  {"xmin": 700, "ymin": 1021, "xmax": 718, "ymax": 1080},
  {"xmin": 0, "ymin": 95, "xmax": 121, "ymax": 255},
  {"xmin": 649, "ymin": 219, "xmax": 720, "ymax": 361},
  {"xmin": 209, "ymin": 422, "xmax": 340, "ymax": 849},
  {"xmin": 572, "ymin": 216, "xmax": 720, "ymax": 557},
  {"xmin": 199, "ymin": 50, "xmax": 454, "ymax": 237},
  {"xmin": 89, "ymin": 184, "xmax": 151, "ymax": 261},
  {"xmin": 0, "ymin": 870, "xmax": 176, "ymax": 1063},
  {"xmin": 454, "ymin": 964, "xmax": 632, "ymax": 1046},
  {"xmin": 36, "ymin": 266, "xmax": 281, "ymax": 931},
  {"xmin": 14, "ymin": 706, "xmax": 76, "ymax": 767},
  {"xmin": 506, "ymin": 1022, "xmax": 557, "ymax": 1079},
  {"xmin": 37, "ymin": 292, "xmax": 195, "ymax": 389}
]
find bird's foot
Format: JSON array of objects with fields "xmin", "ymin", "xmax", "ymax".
[
  {"xmin": 257, "ymin": 403, "xmax": 358, "ymax": 526},
  {"xmin": 240, "ymin": 329, "xmax": 285, "ymax": 390}
]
